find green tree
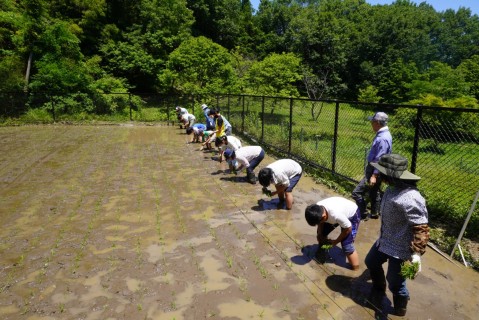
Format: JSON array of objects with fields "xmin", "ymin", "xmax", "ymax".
[
  {"xmin": 434, "ymin": 8, "xmax": 479, "ymax": 67},
  {"xmin": 158, "ymin": 36, "xmax": 238, "ymax": 95},
  {"xmin": 458, "ymin": 55, "xmax": 479, "ymax": 100},
  {"xmin": 406, "ymin": 61, "xmax": 470, "ymax": 101},
  {"xmin": 287, "ymin": 3, "xmax": 352, "ymax": 98},
  {"xmin": 358, "ymin": 85, "xmax": 381, "ymax": 103},
  {"xmin": 29, "ymin": 21, "xmax": 92, "ymax": 95},
  {"xmin": 100, "ymin": 0, "xmax": 193, "ymax": 92},
  {"xmin": 187, "ymin": 0, "xmax": 257, "ymax": 51},
  {"xmin": 0, "ymin": 0, "xmax": 24, "ymax": 91},
  {"xmin": 244, "ymin": 52, "xmax": 301, "ymax": 96}
]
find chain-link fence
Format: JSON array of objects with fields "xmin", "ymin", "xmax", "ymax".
[
  {"xmin": 217, "ymin": 94, "xmax": 479, "ymax": 236},
  {"xmin": 1, "ymin": 91, "xmax": 478, "ymax": 236}
]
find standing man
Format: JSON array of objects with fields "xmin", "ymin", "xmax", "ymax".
[
  {"xmin": 305, "ymin": 197, "xmax": 361, "ymax": 270},
  {"xmin": 258, "ymin": 159, "xmax": 302, "ymax": 210},
  {"xmin": 365, "ymin": 154, "xmax": 429, "ymax": 316},
  {"xmin": 352, "ymin": 111, "xmax": 392, "ymax": 220}
]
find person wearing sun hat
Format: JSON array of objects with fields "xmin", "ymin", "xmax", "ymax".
[
  {"xmin": 364, "ymin": 153, "xmax": 429, "ymax": 317},
  {"xmin": 352, "ymin": 111, "xmax": 392, "ymax": 220}
]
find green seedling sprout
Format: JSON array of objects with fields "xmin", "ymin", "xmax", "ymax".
[
  {"xmin": 400, "ymin": 260, "xmax": 420, "ymax": 279},
  {"xmin": 262, "ymin": 187, "xmax": 272, "ymax": 197}
]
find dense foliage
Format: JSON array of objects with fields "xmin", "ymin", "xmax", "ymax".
[{"xmin": 1, "ymin": 0, "xmax": 479, "ymax": 109}]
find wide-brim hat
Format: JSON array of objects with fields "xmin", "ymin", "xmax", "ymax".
[
  {"xmin": 201, "ymin": 104, "xmax": 208, "ymax": 110},
  {"xmin": 370, "ymin": 154, "xmax": 421, "ymax": 180}
]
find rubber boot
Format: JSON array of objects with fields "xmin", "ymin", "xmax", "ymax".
[
  {"xmin": 368, "ymin": 273, "xmax": 386, "ymax": 309},
  {"xmin": 370, "ymin": 193, "xmax": 381, "ymax": 219},
  {"xmin": 247, "ymin": 171, "xmax": 257, "ymax": 184},
  {"xmin": 393, "ymin": 295, "xmax": 409, "ymax": 316}
]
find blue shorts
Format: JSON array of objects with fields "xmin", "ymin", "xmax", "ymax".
[
  {"xmin": 323, "ymin": 208, "xmax": 361, "ymax": 255},
  {"xmin": 285, "ymin": 173, "xmax": 302, "ymax": 192}
]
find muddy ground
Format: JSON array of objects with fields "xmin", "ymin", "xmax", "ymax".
[{"xmin": 0, "ymin": 124, "xmax": 478, "ymax": 320}]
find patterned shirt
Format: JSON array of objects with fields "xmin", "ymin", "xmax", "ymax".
[{"xmin": 376, "ymin": 186, "xmax": 428, "ymax": 260}]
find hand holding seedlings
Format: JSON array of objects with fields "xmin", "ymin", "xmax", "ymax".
[
  {"xmin": 262, "ymin": 187, "xmax": 272, "ymax": 197},
  {"xmin": 400, "ymin": 254, "xmax": 421, "ymax": 279}
]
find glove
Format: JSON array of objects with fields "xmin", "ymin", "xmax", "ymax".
[{"xmin": 411, "ymin": 253, "xmax": 421, "ymax": 273}]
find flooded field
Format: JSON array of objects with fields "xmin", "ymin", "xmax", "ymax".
[{"xmin": 1, "ymin": 124, "xmax": 478, "ymax": 319}]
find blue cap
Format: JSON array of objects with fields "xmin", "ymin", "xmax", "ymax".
[{"xmin": 223, "ymin": 149, "xmax": 234, "ymax": 159}]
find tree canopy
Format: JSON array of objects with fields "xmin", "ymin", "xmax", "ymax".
[{"xmin": 1, "ymin": 0, "xmax": 478, "ymax": 108}]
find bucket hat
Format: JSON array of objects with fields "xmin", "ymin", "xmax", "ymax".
[
  {"xmin": 201, "ymin": 104, "xmax": 208, "ymax": 110},
  {"xmin": 370, "ymin": 154, "xmax": 420, "ymax": 180}
]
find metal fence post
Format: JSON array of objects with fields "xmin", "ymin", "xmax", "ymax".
[
  {"xmin": 227, "ymin": 94, "xmax": 230, "ymax": 119},
  {"xmin": 51, "ymin": 95, "xmax": 56, "ymax": 122},
  {"xmin": 241, "ymin": 95, "xmax": 245, "ymax": 133},
  {"xmin": 261, "ymin": 96, "xmax": 265, "ymax": 143},
  {"xmin": 332, "ymin": 101, "xmax": 340, "ymax": 173},
  {"xmin": 129, "ymin": 93, "xmax": 132, "ymax": 121},
  {"xmin": 288, "ymin": 97, "xmax": 293, "ymax": 157},
  {"xmin": 411, "ymin": 106, "xmax": 423, "ymax": 173}
]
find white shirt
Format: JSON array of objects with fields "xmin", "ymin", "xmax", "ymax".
[
  {"xmin": 267, "ymin": 159, "xmax": 302, "ymax": 187},
  {"xmin": 177, "ymin": 107, "xmax": 188, "ymax": 115},
  {"xmin": 235, "ymin": 146, "xmax": 263, "ymax": 168},
  {"xmin": 316, "ymin": 197, "xmax": 358, "ymax": 229},
  {"xmin": 182, "ymin": 113, "xmax": 195, "ymax": 122},
  {"xmin": 221, "ymin": 136, "xmax": 242, "ymax": 151}
]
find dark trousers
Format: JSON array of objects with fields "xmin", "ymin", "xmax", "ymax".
[
  {"xmin": 351, "ymin": 165, "xmax": 382, "ymax": 216},
  {"xmin": 247, "ymin": 150, "xmax": 265, "ymax": 174}
]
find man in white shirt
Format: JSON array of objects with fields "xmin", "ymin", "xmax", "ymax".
[
  {"xmin": 258, "ymin": 159, "xmax": 302, "ymax": 210},
  {"xmin": 305, "ymin": 197, "xmax": 361, "ymax": 270},
  {"xmin": 215, "ymin": 135, "xmax": 242, "ymax": 163},
  {"xmin": 181, "ymin": 113, "xmax": 196, "ymax": 129},
  {"xmin": 223, "ymin": 146, "xmax": 265, "ymax": 184}
]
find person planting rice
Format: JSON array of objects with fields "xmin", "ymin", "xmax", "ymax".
[
  {"xmin": 186, "ymin": 123, "xmax": 207, "ymax": 143},
  {"xmin": 215, "ymin": 135, "xmax": 242, "ymax": 163},
  {"xmin": 305, "ymin": 197, "xmax": 361, "ymax": 270},
  {"xmin": 258, "ymin": 159, "xmax": 302, "ymax": 210},
  {"xmin": 223, "ymin": 146, "xmax": 265, "ymax": 184}
]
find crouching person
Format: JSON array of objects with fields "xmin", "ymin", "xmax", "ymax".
[
  {"xmin": 223, "ymin": 146, "xmax": 265, "ymax": 184},
  {"xmin": 305, "ymin": 197, "xmax": 361, "ymax": 270},
  {"xmin": 364, "ymin": 154, "xmax": 429, "ymax": 316},
  {"xmin": 258, "ymin": 159, "xmax": 302, "ymax": 210}
]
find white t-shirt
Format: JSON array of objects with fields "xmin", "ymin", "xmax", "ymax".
[
  {"xmin": 235, "ymin": 146, "xmax": 263, "ymax": 168},
  {"xmin": 316, "ymin": 197, "xmax": 358, "ymax": 229},
  {"xmin": 182, "ymin": 113, "xmax": 195, "ymax": 122},
  {"xmin": 267, "ymin": 159, "xmax": 302, "ymax": 187},
  {"xmin": 221, "ymin": 136, "xmax": 242, "ymax": 151},
  {"xmin": 177, "ymin": 107, "xmax": 188, "ymax": 115}
]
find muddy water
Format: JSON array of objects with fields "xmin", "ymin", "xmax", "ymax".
[{"xmin": 0, "ymin": 124, "xmax": 478, "ymax": 319}]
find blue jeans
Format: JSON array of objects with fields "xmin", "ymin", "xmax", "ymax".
[{"xmin": 365, "ymin": 243, "xmax": 409, "ymax": 298}]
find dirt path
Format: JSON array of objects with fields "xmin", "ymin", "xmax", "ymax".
[{"xmin": 0, "ymin": 124, "xmax": 478, "ymax": 319}]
